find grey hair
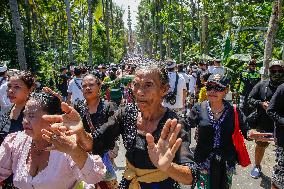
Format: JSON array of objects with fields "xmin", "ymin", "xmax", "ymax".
[{"xmin": 135, "ymin": 59, "xmax": 169, "ymax": 87}]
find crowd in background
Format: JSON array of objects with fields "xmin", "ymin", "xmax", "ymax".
[{"xmin": 0, "ymin": 56, "xmax": 284, "ymax": 189}]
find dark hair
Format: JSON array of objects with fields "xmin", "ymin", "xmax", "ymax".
[
  {"xmin": 74, "ymin": 67, "xmax": 82, "ymax": 76},
  {"xmin": 177, "ymin": 64, "xmax": 184, "ymax": 72},
  {"xmin": 0, "ymin": 72, "xmax": 6, "ymax": 77},
  {"xmin": 10, "ymin": 70, "xmax": 35, "ymax": 89},
  {"xmin": 83, "ymin": 73, "xmax": 102, "ymax": 86},
  {"xmin": 249, "ymin": 59, "xmax": 257, "ymax": 65},
  {"xmin": 201, "ymin": 72, "xmax": 212, "ymax": 82},
  {"xmin": 136, "ymin": 60, "xmax": 169, "ymax": 87},
  {"xmin": 60, "ymin": 67, "xmax": 67, "ymax": 72},
  {"xmin": 29, "ymin": 92, "xmax": 62, "ymax": 115}
]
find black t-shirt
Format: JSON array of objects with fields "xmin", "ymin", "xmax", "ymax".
[
  {"xmin": 57, "ymin": 74, "xmax": 69, "ymax": 96},
  {"xmin": 75, "ymin": 99, "xmax": 117, "ymax": 133},
  {"xmin": 267, "ymin": 83, "xmax": 284, "ymax": 147},
  {"xmin": 248, "ymin": 80, "xmax": 278, "ymax": 132}
]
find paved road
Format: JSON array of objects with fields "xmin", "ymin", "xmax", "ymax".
[{"xmin": 114, "ymin": 135, "xmax": 276, "ymax": 189}]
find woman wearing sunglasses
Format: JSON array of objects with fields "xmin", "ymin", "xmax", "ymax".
[{"xmin": 188, "ymin": 74, "xmax": 271, "ymax": 189}]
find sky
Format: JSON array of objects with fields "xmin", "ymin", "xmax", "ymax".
[{"xmin": 112, "ymin": 0, "xmax": 140, "ymax": 29}]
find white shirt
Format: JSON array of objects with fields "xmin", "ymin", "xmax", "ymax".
[
  {"xmin": 179, "ymin": 72, "xmax": 190, "ymax": 85},
  {"xmin": 209, "ymin": 66, "xmax": 225, "ymax": 76},
  {"xmin": 163, "ymin": 72, "xmax": 186, "ymax": 109},
  {"xmin": 0, "ymin": 78, "xmax": 12, "ymax": 114},
  {"xmin": 67, "ymin": 78, "xmax": 84, "ymax": 104},
  {"xmin": 188, "ymin": 74, "xmax": 197, "ymax": 95}
]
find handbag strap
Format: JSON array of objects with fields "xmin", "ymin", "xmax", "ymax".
[
  {"xmin": 173, "ymin": 73, "xmax": 179, "ymax": 94},
  {"xmin": 233, "ymin": 104, "xmax": 240, "ymax": 133},
  {"xmin": 74, "ymin": 79, "xmax": 82, "ymax": 91}
]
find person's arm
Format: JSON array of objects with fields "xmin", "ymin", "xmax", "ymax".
[
  {"xmin": 90, "ymin": 108, "xmax": 123, "ymax": 155},
  {"xmin": 67, "ymin": 82, "xmax": 72, "ymax": 104},
  {"xmin": 183, "ymin": 89, "xmax": 187, "ymax": 108},
  {"xmin": 267, "ymin": 84, "xmax": 284, "ymax": 126},
  {"xmin": 247, "ymin": 82, "xmax": 262, "ymax": 109},
  {"xmin": 166, "ymin": 163, "xmax": 192, "ymax": 185},
  {"xmin": 42, "ymin": 129, "xmax": 106, "ymax": 184},
  {"xmin": 187, "ymin": 104, "xmax": 200, "ymax": 128},
  {"xmin": 146, "ymin": 119, "xmax": 193, "ymax": 185},
  {"xmin": 0, "ymin": 134, "xmax": 15, "ymax": 182},
  {"xmin": 66, "ymin": 93, "xmax": 72, "ymax": 105}
]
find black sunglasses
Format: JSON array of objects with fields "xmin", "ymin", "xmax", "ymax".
[
  {"xmin": 270, "ymin": 69, "xmax": 284, "ymax": 74},
  {"xmin": 206, "ymin": 84, "xmax": 226, "ymax": 92}
]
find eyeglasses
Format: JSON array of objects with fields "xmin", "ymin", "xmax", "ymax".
[
  {"xmin": 206, "ymin": 84, "xmax": 226, "ymax": 92},
  {"xmin": 270, "ymin": 69, "xmax": 284, "ymax": 74}
]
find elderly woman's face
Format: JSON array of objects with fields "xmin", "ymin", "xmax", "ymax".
[
  {"xmin": 22, "ymin": 99, "xmax": 49, "ymax": 140},
  {"xmin": 82, "ymin": 75, "xmax": 101, "ymax": 100},
  {"xmin": 132, "ymin": 70, "xmax": 168, "ymax": 111},
  {"xmin": 206, "ymin": 82, "xmax": 227, "ymax": 102},
  {"xmin": 7, "ymin": 77, "xmax": 31, "ymax": 104}
]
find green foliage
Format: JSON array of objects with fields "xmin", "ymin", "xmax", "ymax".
[
  {"xmin": 136, "ymin": 0, "xmax": 284, "ymax": 69},
  {"xmin": 0, "ymin": 0, "xmax": 126, "ymax": 84}
]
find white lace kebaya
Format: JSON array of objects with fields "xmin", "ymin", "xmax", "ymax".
[{"xmin": 0, "ymin": 132, "xmax": 106, "ymax": 189}]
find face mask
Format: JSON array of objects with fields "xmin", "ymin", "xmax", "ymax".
[{"xmin": 270, "ymin": 72, "xmax": 284, "ymax": 84}]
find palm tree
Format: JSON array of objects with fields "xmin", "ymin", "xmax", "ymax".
[
  {"xmin": 65, "ymin": 0, "xmax": 73, "ymax": 64},
  {"xmin": 9, "ymin": 0, "xmax": 27, "ymax": 70},
  {"xmin": 88, "ymin": 0, "xmax": 93, "ymax": 65}
]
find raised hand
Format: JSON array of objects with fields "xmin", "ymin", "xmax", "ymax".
[
  {"xmin": 42, "ymin": 87, "xmax": 63, "ymax": 102},
  {"xmin": 42, "ymin": 102, "xmax": 84, "ymax": 135},
  {"xmin": 146, "ymin": 119, "xmax": 182, "ymax": 172},
  {"xmin": 42, "ymin": 102, "xmax": 94, "ymax": 152},
  {"xmin": 41, "ymin": 127, "xmax": 77, "ymax": 154}
]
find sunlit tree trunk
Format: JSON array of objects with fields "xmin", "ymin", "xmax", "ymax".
[
  {"xmin": 166, "ymin": 0, "xmax": 172, "ymax": 59},
  {"xmin": 24, "ymin": 0, "xmax": 32, "ymax": 49},
  {"xmin": 201, "ymin": 0, "xmax": 209, "ymax": 55},
  {"xmin": 88, "ymin": 0, "xmax": 93, "ymax": 65},
  {"xmin": 190, "ymin": 0, "xmax": 196, "ymax": 43},
  {"xmin": 263, "ymin": 0, "xmax": 283, "ymax": 77},
  {"xmin": 179, "ymin": 0, "xmax": 184, "ymax": 62},
  {"xmin": 105, "ymin": 0, "xmax": 110, "ymax": 61},
  {"xmin": 9, "ymin": 0, "xmax": 27, "ymax": 70},
  {"xmin": 65, "ymin": 0, "xmax": 73, "ymax": 64},
  {"xmin": 157, "ymin": 0, "xmax": 163, "ymax": 60}
]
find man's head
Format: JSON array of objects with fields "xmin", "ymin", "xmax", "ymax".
[
  {"xmin": 74, "ymin": 67, "xmax": 82, "ymax": 77},
  {"xmin": 60, "ymin": 66, "xmax": 67, "ymax": 74},
  {"xmin": 177, "ymin": 63, "xmax": 185, "ymax": 72},
  {"xmin": 248, "ymin": 59, "xmax": 257, "ymax": 71},
  {"xmin": 165, "ymin": 60, "xmax": 176, "ymax": 72},
  {"xmin": 269, "ymin": 60, "xmax": 284, "ymax": 85},
  {"xmin": 213, "ymin": 58, "xmax": 222, "ymax": 66},
  {"xmin": 198, "ymin": 61, "xmax": 207, "ymax": 70}
]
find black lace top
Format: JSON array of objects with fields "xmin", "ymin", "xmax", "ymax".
[
  {"xmin": 91, "ymin": 103, "xmax": 192, "ymax": 189},
  {"xmin": 75, "ymin": 99, "xmax": 117, "ymax": 133}
]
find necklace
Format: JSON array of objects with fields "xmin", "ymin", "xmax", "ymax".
[
  {"xmin": 31, "ymin": 141, "xmax": 45, "ymax": 156},
  {"xmin": 211, "ymin": 108, "xmax": 225, "ymax": 115}
]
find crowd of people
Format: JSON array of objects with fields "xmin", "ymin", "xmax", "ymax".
[{"xmin": 0, "ymin": 56, "xmax": 284, "ymax": 189}]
